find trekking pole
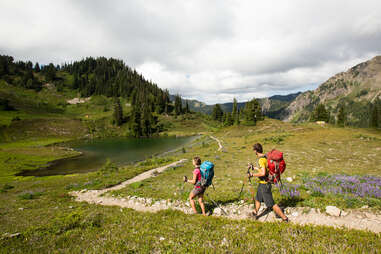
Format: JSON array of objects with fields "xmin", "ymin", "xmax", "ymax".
[
  {"xmin": 206, "ymin": 193, "xmax": 228, "ymax": 216},
  {"xmin": 278, "ymin": 178, "xmax": 284, "ymax": 192},
  {"xmin": 238, "ymin": 180, "xmax": 245, "ymax": 199},
  {"xmin": 238, "ymin": 164, "xmax": 253, "ymax": 199}
]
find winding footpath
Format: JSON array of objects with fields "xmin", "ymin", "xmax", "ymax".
[
  {"xmin": 70, "ymin": 159, "xmax": 192, "ymax": 213},
  {"xmin": 70, "ymin": 136, "xmax": 381, "ymax": 233},
  {"xmin": 210, "ymin": 135, "xmax": 224, "ymax": 151}
]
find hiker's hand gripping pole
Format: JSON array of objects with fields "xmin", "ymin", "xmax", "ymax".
[{"xmin": 247, "ymin": 163, "xmax": 254, "ymax": 184}]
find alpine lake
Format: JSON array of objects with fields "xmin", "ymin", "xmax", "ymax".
[{"xmin": 17, "ymin": 136, "xmax": 197, "ymax": 177}]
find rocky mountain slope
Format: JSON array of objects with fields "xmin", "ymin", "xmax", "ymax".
[{"xmin": 284, "ymin": 56, "xmax": 381, "ymax": 126}]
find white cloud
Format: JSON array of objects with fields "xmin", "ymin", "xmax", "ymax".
[{"xmin": 1, "ymin": 0, "xmax": 381, "ymax": 104}]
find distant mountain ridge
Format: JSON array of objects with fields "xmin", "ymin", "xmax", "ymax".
[
  {"xmin": 283, "ymin": 56, "xmax": 381, "ymax": 126},
  {"xmin": 180, "ymin": 55, "xmax": 381, "ymax": 127},
  {"xmin": 175, "ymin": 92, "xmax": 301, "ymax": 119}
]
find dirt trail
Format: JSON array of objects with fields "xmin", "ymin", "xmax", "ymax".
[
  {"xmin": 210, "ymin": 135, "xmax": 224, "ymax": 151},
  {"xmin": 70, "ymin": 158, "xmax": 381, "ymax": 233},
  {"xmin": 70, "ymin": 159, "xmax": 192, "ymax": 213}
]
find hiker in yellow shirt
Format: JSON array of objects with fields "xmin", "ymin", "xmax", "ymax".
[{"xmin": 248, "ymin": 143, "xmax": 289, "ymax": 222}]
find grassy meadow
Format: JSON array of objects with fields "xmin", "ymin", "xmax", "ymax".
[
  {"xmin": 117, "ymin": 119, "xmax": 381, "ymax": 210},
  {"xmin": 0, "ymin": 114, "xmax": 381, "ymax": 253}
]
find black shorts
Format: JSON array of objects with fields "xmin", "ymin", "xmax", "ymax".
[{"xmin": 255, "ymin": 183, "xmax": 275, "ymax": 208}]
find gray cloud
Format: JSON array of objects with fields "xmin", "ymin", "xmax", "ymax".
[{"xmin": 1, "ymin": 0, "xmax": 380, "ymax": 104}]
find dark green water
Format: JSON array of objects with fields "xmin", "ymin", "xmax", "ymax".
[{"xmin": 18, "ymin": 136, "xmax": 196, "ymax": 177}]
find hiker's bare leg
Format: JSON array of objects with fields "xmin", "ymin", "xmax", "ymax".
[
  {"xmin": 198, "ymin": 194, "xmax": 206, "ymax": 216},
  {"xmin": 272, "ymin": 204, "xmax": 287, "ymax": 220},
  {"xmin": 253, "ymin": 199, "xmax": 261, "ymax": 214},
  {"xmin": 189, "ymin": 192, "xmax": 198, "ymax": 214}
]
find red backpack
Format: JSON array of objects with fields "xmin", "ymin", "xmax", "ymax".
[{"xmin": 266, "ymin": 149, "xmax": 286, "ymax": 184}]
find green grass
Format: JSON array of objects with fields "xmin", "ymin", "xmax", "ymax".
[
  {"xmin": 0, "ymin": 137, "xmax": 71, "ymax": 149},
  {"xmin": 159, "ymin": 113, "xmax": 221, "ymax": 136},
  {"xmin": 0, "ymin": 176, "xmax": 379, "ymax": 253},
  {"xmin": 0, "ymin": 118, "xmax": 381, "ymax": 252}
]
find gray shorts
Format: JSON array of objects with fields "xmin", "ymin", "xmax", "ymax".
[
  {"xmin": 191, "ymin": 187, "xmax": 206, "ymax": 197},
  {"xmin": 255, "ymin": 183, "xmax": 275, "ymax": 208}
]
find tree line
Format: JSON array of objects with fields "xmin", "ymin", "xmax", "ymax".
[
  {"xmin": 310, "ymin": 99, "xmax": 381, "ymax": 128},
  {"xmin": 211, "ymin": 98, "xmax": 263, "ymax": 126},
  {"xmin": 0, "ymin": 55, "xmax": 61, "ymax": 91}
]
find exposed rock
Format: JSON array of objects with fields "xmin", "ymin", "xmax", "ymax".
[
  {"xmin": 213, "ymin": 207, "xmax": 222, "ymax": 216},
  {"xmin": 326, "ymin": 206, "xmax": 341, "ymax": 217},
  {"xmin": 67, "ymin": 97, "xmax": 91, "ymax": 105},
  {"xmin": 2, "ymin": 233, "xmax": 21, "ymax": 239}
]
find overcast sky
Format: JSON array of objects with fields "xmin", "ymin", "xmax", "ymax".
[{"xmin": 1, "ymin": 1, "xmax": 381, "ymax": 104}]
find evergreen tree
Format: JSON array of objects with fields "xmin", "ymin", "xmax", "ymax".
[
  {"xmin": 113, "ymin": 98, "xmax": 123, "ymax": 126},
  {"xmin": 131, "ymin": 106, "xmax": 142, "ymax": 137},
  {"xmin": 236, "ymin": 109, "xmax": 241, "ymax": 125},
  {"xmin": 243, "ymin": 98, "xmax": 262, "ymax": 125},
  {"xmin": 73, "ymin": 73, "xmax": 80, "ymax": 89},
  {"xmin": 174, "ymin": 95, "xmax": 182, "ymax": 115},
  {"xmin": 336, "ymin": 105, "xmax": 346, "ymax": 127},
  {"xmin": 44, "ymin": 63, "xmax": 56, "ymax": 81},
  {"xmin": 224, "ymin": 112, "xmax": 234, "ymax": 126},
  {"xmin": 311, "ymin": 103, "xmax": 329, "ymax": 122},
  {"xmin": 34, "ymin": 62, "xmax": 40, "ymax": 72},
  {"xmin": 212, "ymin": 104, "xmax": 224, "ymax": 121},
  {"xmin": 222, "ymin": 112, "xmax": 227, "ymax": 124},
  {"xmin": 232, "ymin": 98, "xmax": 239, "ymax": 125},
  {"xmin": 185, "ymin": 101, "xmax": 190, "ymax": 114},
  {"xmin": 370, "ymin": 98, "xmax": 380, "ymax": 128},
  {"xmin": 141, "ymin": 105, "xmax": 152, "ymax": 137}
]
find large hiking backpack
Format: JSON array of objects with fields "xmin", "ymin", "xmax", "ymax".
[
  {"xmin": 266, "ymin": 149, "xmax": 286, "ymax": 184},
  {"xmin": 199, "ymin": 161, "xmax": 214, "ymax": 187}
]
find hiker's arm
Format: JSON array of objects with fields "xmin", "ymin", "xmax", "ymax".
[
  {"xmin": 251, "ymin": 166, "xmax": 265, "ymax": 177},
  {"xmin": 187, "ymin": 172, "xmax": 197, "ymax": 184}
]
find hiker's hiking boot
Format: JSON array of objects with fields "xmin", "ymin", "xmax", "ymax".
[
  {"xmin": 249, "ymin": 211, "xmax": 259, "ymax": 220},
  {"xmin": 282, "ymin": 217, "xmax": 289, "ymax": 223}
]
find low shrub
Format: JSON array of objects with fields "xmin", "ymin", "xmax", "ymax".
[
  {"xmin": 18, "ymin": 191, "xmax": 43, "ymax": 200},
  {"xmin": 0, "ymin": 183, "xmax": 14, "ymax": 193}
]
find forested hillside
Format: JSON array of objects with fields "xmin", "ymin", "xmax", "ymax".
[{"xmin": 0, "ymin": 55, "xmax": 191, "ymax": 138}]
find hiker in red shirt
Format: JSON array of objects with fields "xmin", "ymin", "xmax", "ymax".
[{"xmin": 183, "ymin": 156, "xmax": 207, "ymax": 216}]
